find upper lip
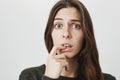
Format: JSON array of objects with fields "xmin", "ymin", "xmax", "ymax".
[{"xmin": 61, "ymin": 43, "xmax": 72, "ymax": 47}]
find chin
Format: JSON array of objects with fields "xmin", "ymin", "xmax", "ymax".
[{"xmin": 62, "ymin": 52, "xmax": 77, "ymax": 59}]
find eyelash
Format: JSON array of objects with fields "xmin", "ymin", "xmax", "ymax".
[
  {"xmin": 53, "ymin": 23, "xmax": 81, "ymax": 29},
  {"xmin": 54, "ymin": 24, "xmax": 63, "ymax": 29},
  {"xmin": 72, "ymin": 24, "xmax": 81, "ymax": 29}
]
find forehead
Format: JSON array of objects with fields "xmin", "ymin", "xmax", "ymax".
[{"xmin": 54, "ymin": 7, "xmax": 81, "ymax": 20}]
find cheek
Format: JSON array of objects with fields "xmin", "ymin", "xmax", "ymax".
[
  {"xmin": 74, "ymin": 33, "xmax": 84, "ymax": 49},
  {"xmin": 51, "ymin": 31, "xmax": 62, "ymax": 45}
]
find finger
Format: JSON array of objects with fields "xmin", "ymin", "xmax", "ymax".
[
  {"xmin": 56, "ymin": 46, "xmax": 67, "ymax": 55},
  {"xmin": 54, "ymin": 54, "xmax": 66, "ymax": 59},
  {"xmin": 54, "ymin": 55, "xmax": 69, "ymax": 64},
  {"xmin": 50, "ymin": 46, "xmax": 66, "ymax": 56},
  {"xmin": 57, "ymin": 58, "xmax": 69, "ymax": 71},
  {"xmin": 56, "ymin": 49, "xmax": 60, "ymax": 55},
  {"xmin": 61, "ymin": 61, "xmax": 68, "ymax": 67},
  {"xmin": 49, "ymin": 46, "xmax": 57, "ymax": 56}
]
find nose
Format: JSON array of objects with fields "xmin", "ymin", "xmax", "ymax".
[{"xmin": 62, "ymin": 29, "xmax": 71, "ymax": 39}]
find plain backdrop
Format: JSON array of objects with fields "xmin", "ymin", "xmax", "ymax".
[{"xmin": 0, "ymin": 0, "xmax": 119, "ymax": 80}]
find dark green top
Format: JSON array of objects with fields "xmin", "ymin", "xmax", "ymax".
[{"xmin": 19, "ymin": 64, "xmax": 116, "ymax": 80}]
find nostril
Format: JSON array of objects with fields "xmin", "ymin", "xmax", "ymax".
[{"xmin": 63, "ymin": 35, "xmax": 69, "ymax": 38}]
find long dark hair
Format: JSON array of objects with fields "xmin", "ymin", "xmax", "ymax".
[{"xmin": 44, "ymin": 0, "xmax": 103, "ymax": 80}]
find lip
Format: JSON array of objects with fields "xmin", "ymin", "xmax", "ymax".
[{"xmin": 61, "ymin": 43, "xmax": 73, "ymax": 52}]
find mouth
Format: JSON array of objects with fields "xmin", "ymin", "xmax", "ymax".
[
  {"xmin": 61, "ymin": 43, "xmax": 73, "ymax": 52},
  {"xmin": 62, "ymin": 43, "xmax": 72, "ymax": 48}
]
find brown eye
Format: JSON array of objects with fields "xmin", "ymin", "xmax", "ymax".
[
  {"xmin": 72, "ymin": 24, "xmax": 81, "ymax": 29},
  {"xmin": 54, "ymin": 24, "xmax": 63, "ymax": 29}
]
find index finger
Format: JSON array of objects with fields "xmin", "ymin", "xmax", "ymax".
[{"xmin": 49, "ymin": 46, "xmax": 65, "ymax": 56}]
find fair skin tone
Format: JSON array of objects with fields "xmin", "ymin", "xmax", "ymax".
[{"xmin": 45, "ymin": 7, "xmax": 84, "ymax": 79}]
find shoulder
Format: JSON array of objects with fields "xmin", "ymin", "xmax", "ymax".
[
  {"xmin": 103, "ymin": 73, "xmax": 116, "ymax": 80},
  {"xmin": 19, "ymin": 64, "xmax": 46, "ymax": 80}
]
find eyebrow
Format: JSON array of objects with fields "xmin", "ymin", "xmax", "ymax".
[{"xmin": 54, "ymin": 18, "xmax": 81, "ymax": 22}]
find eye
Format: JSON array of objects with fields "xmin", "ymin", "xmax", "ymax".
[
  {"xmin": 54, "ymin": 24, "xmax": 63, "ymax": 29},
  {"xmin": 72, "ymin": 24, "xmax": 81, "ymax": 29}
]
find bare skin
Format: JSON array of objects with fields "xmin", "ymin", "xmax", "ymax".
[{"xmin": 45, "ymin": 7, "xmax": 84, "ymax": 79}]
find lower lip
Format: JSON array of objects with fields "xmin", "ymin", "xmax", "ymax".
[{"xmin": 61, "ymin": 47, "xmax": 72, "ymax": 52}]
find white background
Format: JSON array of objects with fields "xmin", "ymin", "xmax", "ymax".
[{"xmin": 0, "ymin": 0, "xmax": 119, "ymax": 80}]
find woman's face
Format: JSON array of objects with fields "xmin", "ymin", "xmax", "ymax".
[{"xmin": 51, "ymin": 7, "xmax": 84, "ymax": 58}]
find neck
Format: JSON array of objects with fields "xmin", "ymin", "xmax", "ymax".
[{"xmin": 61, "ymin": 58, "xmax": 79, "ymax": 78}]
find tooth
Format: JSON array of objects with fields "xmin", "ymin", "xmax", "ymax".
[
  {"xmin": 66, "ymin": 45, "xmax": 68, "ymax": 47},
  {"xmin": 63, "ymin": 44, "xmax": 71, "ymax": 47}
]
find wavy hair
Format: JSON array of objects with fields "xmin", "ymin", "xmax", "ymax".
[{"xmin": 44, "ymin": 0, "xmax": 103, "ymax": 80}]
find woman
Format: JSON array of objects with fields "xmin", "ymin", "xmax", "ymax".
[{"xmin": 19, "ymin": 0, "xmax": 116, "ymax": 80}]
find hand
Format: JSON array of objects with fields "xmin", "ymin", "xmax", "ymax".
[{"xmin": 44, "ymin": 46, "xmax": 68, "ymax": 79}]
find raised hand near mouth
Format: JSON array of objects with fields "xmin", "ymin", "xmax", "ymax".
[{"xmin": 44, "ymin": 46, "xmax": 68, "ymax": 79}]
